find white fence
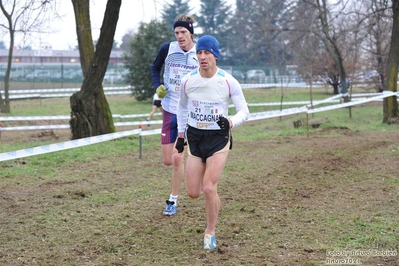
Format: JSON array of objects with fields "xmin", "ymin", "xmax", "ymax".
[
  {"xmin": 0, "ymin": 91, "xmax": 398, "ymax": 162},
  {"xmin": 1, "ymin": 83, "xmax": 327, "ymax": 100},
  {"xmin": 1, "ymin": 86, "xmax": 132, "ymax": 100}
]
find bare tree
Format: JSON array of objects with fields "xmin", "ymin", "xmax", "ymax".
[
  {"xmin": 311, "ymin": 0, "xmax": 351, "ymax": 99},
  {"xmin": 338, "ymin": 1, "xmax": 369, "ymax": 87},
  {"xmin": 289, "ymin": 33, "xmax": 335, "ymax": 108},
  {"xmin": 362, "ymin": 0, "xmax": 392, "ymax": 92},
  {"xmin": 286, "ymin": 0, "xmax": 365, "ymax": 97},
  {"xmin": 69, "ymin": 0, "xmax": 121, "ymax": 139},
  {"xmin": 0, "ymin": 0, "xmax": 51, "ymax": 113},
  {"xmin": 288, "ymin": 0, "xmax": 338, "ymax": 92}
]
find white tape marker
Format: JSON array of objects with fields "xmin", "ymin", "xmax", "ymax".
[
  {"xmin": 307, "ymin": 91, "xmax": 396, "ymax": 114},
  {"xmin": 0, "ymin": 129, "xmax": 143, "ymax": 162}
]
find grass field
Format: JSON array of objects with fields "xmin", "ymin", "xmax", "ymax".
[{"xmin": 1, "ymin": 87, "xmax": 398, "ymax": 265}]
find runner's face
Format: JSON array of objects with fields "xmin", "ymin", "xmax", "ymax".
[
  {"xmin": 197, "ymin": 50, "xmax": 217, "ymax": 71},
  {"xmin": 174, "ymin": 27, "xmax": 193, "ymax": 51}
]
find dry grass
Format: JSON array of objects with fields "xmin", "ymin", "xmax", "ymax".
[{"xmin": 1, "ymin": 121, "xmax": 399, "ymax": 265}]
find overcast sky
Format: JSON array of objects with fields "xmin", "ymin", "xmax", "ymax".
[{"xmin": 18, "ymin": 0, "xmax": 234, "ymax": 51}]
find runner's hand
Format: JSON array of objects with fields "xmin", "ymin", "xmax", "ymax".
[
  {"xmin": 175, "ymin": 137, "xmax": 186, "ymax": 153},
  {"xmin": 217, "ymin": 116, "xmax": 230, "ymax": 132},
  {"xmin": 156, "ymin": 85, "xmax": 166, "ymax": 98}
]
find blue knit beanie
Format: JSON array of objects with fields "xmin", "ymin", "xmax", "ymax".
[{"xmin": 196, "ymin": 35, "xmax": 220, "ymax": 59}]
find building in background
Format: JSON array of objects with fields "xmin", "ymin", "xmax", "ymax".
[{"xmin": 0, "ymin": 49, "xmax": 125, "ymax": 85}]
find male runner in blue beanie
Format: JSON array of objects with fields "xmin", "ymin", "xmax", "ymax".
[{"xmin": 176, "ymin": 35, "xmax": 250, "ymax": 249}]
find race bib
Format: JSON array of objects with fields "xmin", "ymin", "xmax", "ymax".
[{"xmin": 188, "ymin": 99, "xmax": 224, "ymax": 130}]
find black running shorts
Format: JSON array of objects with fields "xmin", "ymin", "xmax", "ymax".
[
  {"xmin": 153, "ymin": 100, "xmax": 162, "ymax": 107},
  {"xmin": 186, "ymin": 125, "xmax": 230, "ymax": 162}
]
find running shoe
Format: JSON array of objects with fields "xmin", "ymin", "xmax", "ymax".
[
  {"xmin": 162, "ymin": 200, "xmax": 177, "ymax": 216},
  {"xmin": 203, "ymin": 234, "xmax": 217, "ymax": 249}
]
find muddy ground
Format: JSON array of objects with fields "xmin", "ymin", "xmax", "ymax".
[{"xmin": 0, "ymin": 125, "xmax": 398, "ymax": 265}]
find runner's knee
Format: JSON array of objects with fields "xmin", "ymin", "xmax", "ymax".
[
  {"xmin": 203, "ymin": 184, "xmax": 216, "ymax": 199},
  {"xmin": 187, "ymin": 187, "xmax": 201, "ymax": 198}
]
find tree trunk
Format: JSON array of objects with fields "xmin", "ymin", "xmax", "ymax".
[
  {"xmin": 317, "ymin": 0, "xmax": 348, "ymax": 101},
  {"xmin": 71, "ymin": 0, "xmax": 94, "ymax": 77},
  {"xmin": 0, "ymin": 2, "xmax": 15, "ymax": 113},
  {"xmin": 0, "ymin": 43, "xmax": 12, "ymax": 113},
  {"xmin": 382, "ymin": 0, "xmax": 399, "ymax": 124},
  {"xmin": 328, "ymin": 75, "xmax": 340, "ymax": 95},
  {"xmin": 69, "ymin": 0, "xmax": 120, "ymax": 139}
]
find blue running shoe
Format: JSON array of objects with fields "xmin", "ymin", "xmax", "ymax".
[
  {"xmin": 203, "ymin": 234, "xmax": 217, "ymax": 249},
  {"xmin": 163, "ymin": 200, "xmax": 177, "ymax": 216}
]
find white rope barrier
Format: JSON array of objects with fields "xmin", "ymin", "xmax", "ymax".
[
  {"xmin": 248, "ymin": 107, "xmax": 308, "ymax": 121},
  {"xmin": 0, "ymin": 124, "xmax": 70, "ymax": 131},
  {"xmin": 2, "ymin": 86, "xmax": 133, "ymax": 100},
  {"xmin": 0, "ymin": 129, "xmax": 142, "ymax": 162},
  {"xmin": 1, "ymin": 86, "xmax": 131, "ymax": 95},
  {"xmin": 0, "ymin": 113, "xmax": 162, "ymax": 122},
  {"xmin": 0, "ymin": 115, "xmax": 70, "ymax": 121},
  {"xmin": 0, "ymin": 120, "xmax": 163, "ymax": 131},
  {"xmin": 2, "ymin": 84, "xmax": 277, "ymax": 100},
  {"xmin": 0, "ymin": 127, "xmax": 165, "ymax": 162},
  {"xmin": 1, "ymin": 92, "xmax": 398, "ymax": 162},
  {"xmin": 306, "ymin": 91, "xmax": 396, "ymax": 114},
  {"xmin": 1, "ymin": 92, "xmax": 395, "ymax": 131}
]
